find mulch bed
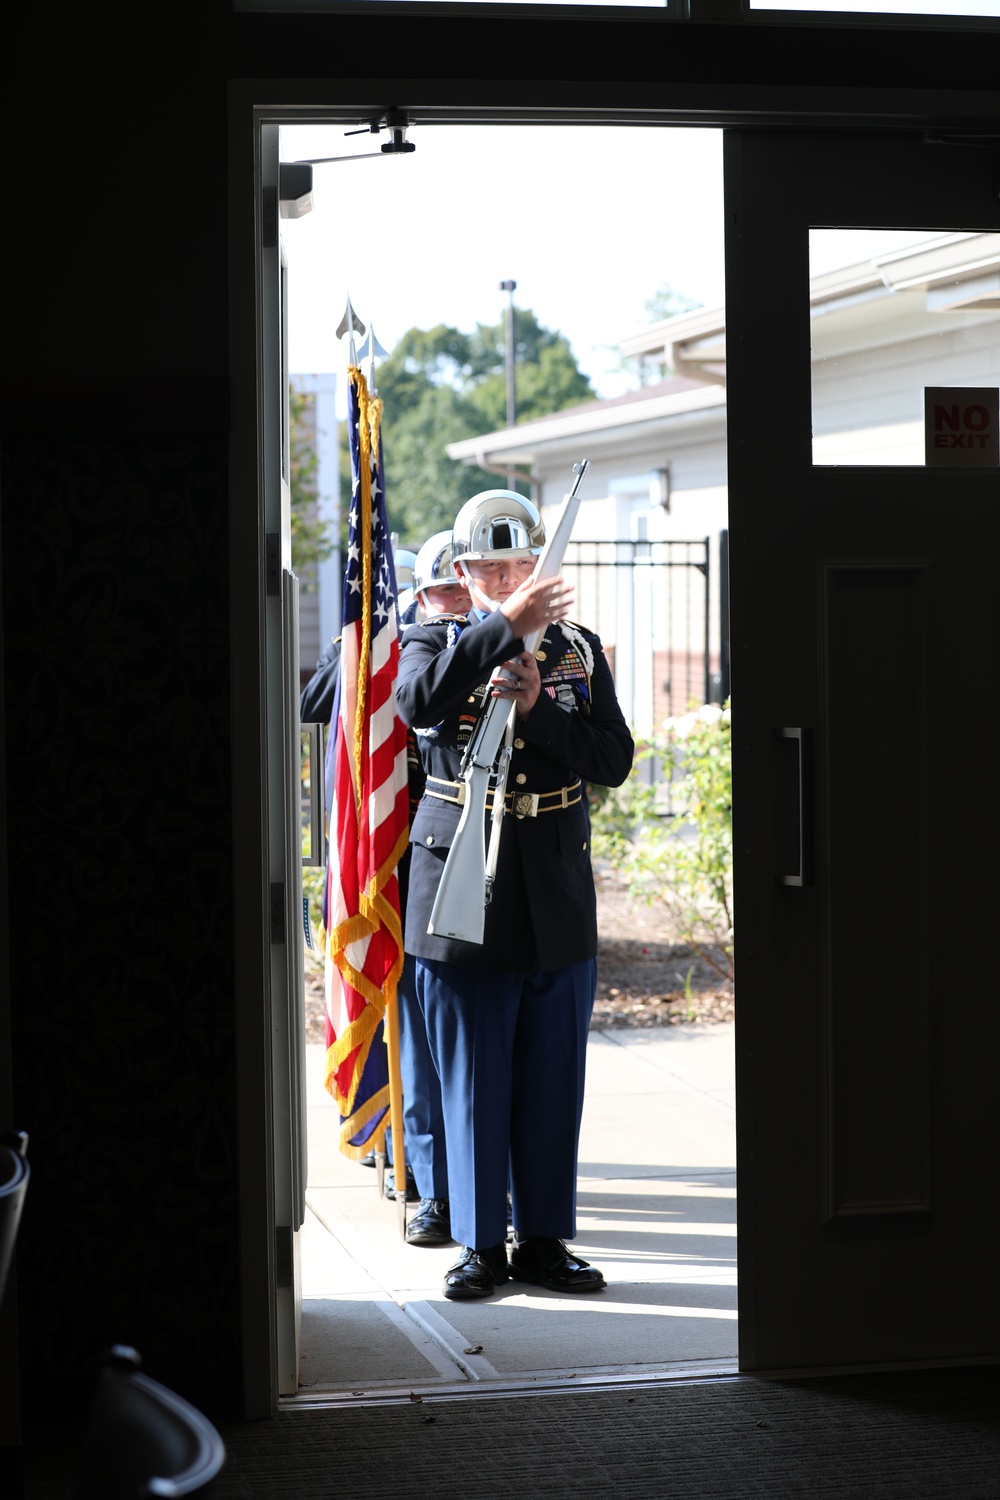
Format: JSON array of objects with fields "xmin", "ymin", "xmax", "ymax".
[
  {"xmin": 592, "ymin": 935, "xmax": 734, "ymax": 1028},
  {"xmin": 590, "ymin": 866, "xmax": 734, "ymax": 1028}
]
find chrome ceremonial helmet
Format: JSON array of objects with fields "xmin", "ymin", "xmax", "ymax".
[
  {"xmin": 392, "ymin": 544, "xmax": 417, "ymax": 590},
  {"xmin": 450, "ymin": 490, "xmax": 545, "ymax": 564},
  {"xmin": 412, "ymin": 530, "xmax": 462, "ymax": 596},
  {"xmin": 392, "ymin": 544, "xmax": 417, "ymax": 616}
]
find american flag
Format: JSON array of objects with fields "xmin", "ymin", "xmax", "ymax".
[{"xmin": 323, "ymin": 367, "xmax": 410, "ymax": 1154}]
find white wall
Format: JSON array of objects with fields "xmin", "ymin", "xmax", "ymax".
[
  {"xmin": 812, "ymin": 305, "xmax": 1000, "ymax": 465},
  {"xmin": 293, "ymin": 373, "xmax": 340, "ymax": 673}
]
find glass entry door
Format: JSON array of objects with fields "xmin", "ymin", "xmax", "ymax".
[{"xmin": 725, "ymin": 129, "xmax": 1000, "ymax": 1372}]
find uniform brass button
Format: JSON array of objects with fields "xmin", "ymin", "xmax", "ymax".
[
  {"xmin": 582, "ymin": 841, "xmax": 588, "ymax": 851},
  {"xmin": 515, "ymin": 773, "xmax": 527, "ymax": 785},
  {"xmin": 467, "ymin": 695, "xmax": 476, "ymax": 703},
  {"xmin": 535, "ymin": 649, "xmax": 547, "ymax": 661},
  {"xmin": 425, "ymin": 835, "xmax": 435, "ymax": 846},
  {"xmin": 514, "ymin": 737, "xmax": 525, "ymax": 750}
]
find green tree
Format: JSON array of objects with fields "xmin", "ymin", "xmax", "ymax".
[
  {"xmin": 643, "ymin": 284, "xmax": 702, "ymax": 323},
  {"xmin": 463, "ymin": 308, "xmax": 593, "ymax": 428},
  {"xmin": 369, "ymin": 309, "xmax": 594, "ymax": 545},
  {"xmin": 289, "ymin": 384, "xmax": 336, "ymax": 574}
]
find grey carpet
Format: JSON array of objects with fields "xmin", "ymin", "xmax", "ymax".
[
  {"xmin": 211, "ymin": 1368, "xmax": 1000, "ymax": 1498},
  {"xmin": 20, "ymin": 1366, "xmax": 1000, "ymax": 1498}
]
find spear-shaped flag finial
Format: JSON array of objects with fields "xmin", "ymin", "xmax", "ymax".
[
  {"xmin": 336, "ymin": 297, "xmax": 366, "ymax": 365},
  {"xmin": 357, "ymin": 325, "xmax": 390, "ymax": 395}
]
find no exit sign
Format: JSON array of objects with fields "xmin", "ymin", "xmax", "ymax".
[{"xmin": 924, "ymin": 387, "xmax": 999, "ymax": 467}]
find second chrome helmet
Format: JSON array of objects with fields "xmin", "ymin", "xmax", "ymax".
[{"xmin": 412, "ymin": 531, "xmax": 462, "ymax": 595}]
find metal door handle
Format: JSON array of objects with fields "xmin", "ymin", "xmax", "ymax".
[{"xmin": 775, "ymin": 727, "xmax": 813, "ymax": 887}]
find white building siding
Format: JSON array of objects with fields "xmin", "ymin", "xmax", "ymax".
[
  {"xmin": 813, "ymin": 312, "xmax": 1000, "ymax": 465},
  {"xmin": 292, "ymin": 373, "xmax": 340, "ymax": 685},
  {"xmin": 535, "ymin": 421, "xmax": 730, "ymax": 733}
]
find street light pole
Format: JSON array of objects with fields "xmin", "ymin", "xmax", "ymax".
[{"xmin": 499, "ymin": 279, "xmax": 517, "ymax": 488}]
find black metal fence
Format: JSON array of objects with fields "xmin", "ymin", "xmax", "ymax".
[{"xmin": 562, "ymin": 532, "xmax": 729, "ymax": 736}]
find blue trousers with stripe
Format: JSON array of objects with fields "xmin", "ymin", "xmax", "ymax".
[
  {"xmin": 414, "ymin": 956, "xmax": 597, "ymax": 1251},
  {"xmin": 395, "ymin": 954, "xmax": 449, "ymax": 1199}
]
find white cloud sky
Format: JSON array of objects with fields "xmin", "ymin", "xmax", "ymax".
[
  {"xmin": 280, "ymin": 124, "xmax": 726, "ymax": 410},
  {"xmin": 279, "ymin": 122, "xmax": 947, "ymax": 417}
]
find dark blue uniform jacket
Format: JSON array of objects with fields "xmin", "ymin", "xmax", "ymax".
[
  {"xmin": 299, "ymin": 637, "xmax": 342, "ymax": 726},
  {"xmin": 396, "ymin": 608, "xmax": 634, "ymax": 972}
]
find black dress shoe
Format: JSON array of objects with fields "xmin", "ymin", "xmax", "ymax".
[
  {"xmin": 405, "ymin": 1199, "xmax": 453, "ymax": 1247},
  {"xmin": 443, "ymin": 1243, "xmax": 509, "ymax": 1300},
  {"xmin": 508, "ymin": 1237, "xmax": 606, "ymax": 1293}
]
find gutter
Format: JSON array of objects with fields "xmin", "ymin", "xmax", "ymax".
[
  {"xmin": 672, "ymin": 348, "xmax": 727, "ymax": 389},
  {"xmin": 469, "ymin": 451, "xmax": 537, "ymax": 500}
]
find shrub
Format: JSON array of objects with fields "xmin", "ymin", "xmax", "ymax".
[{"xmin": 590, "ymin": 702, "xmax": 733, "ymax": 984}]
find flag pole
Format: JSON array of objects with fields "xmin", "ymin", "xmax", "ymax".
[{"xmin": 385, "ymin": 981, "xmax": 407, "ymax": 1239}]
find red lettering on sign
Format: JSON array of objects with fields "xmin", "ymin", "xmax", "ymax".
[
  {"xmin": 935, "ymin": 432, "xmax": 993, "ymax": 448},
  {"xmin": 926, "ymin": 387, "xmax": 999, "ymax": 466}
]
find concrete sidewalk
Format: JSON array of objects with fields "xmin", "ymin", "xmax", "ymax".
[{"xmin": 299, "ymin": 1024, "xmax": 736, "ymax": 1398}]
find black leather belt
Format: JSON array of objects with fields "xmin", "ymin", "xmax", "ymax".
[{"xmin": 424, "ymin": 776, "xmax": 582, "ymax": 819}]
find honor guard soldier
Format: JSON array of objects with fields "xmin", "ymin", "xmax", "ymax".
[
  {"xmin": 299, "ymin": 541, "xmax": 468, "ymax": 1246},
  {"xmin": 394, "ymin": 533, "xmax": 471, "ymax": 1246},
  {"xmin": 396, "ymin": 490, "xmax": 634, "ymax": 1298},
  {"xmin": 411, "ymin": 529, "xmax": 472, "ymax": 622}
]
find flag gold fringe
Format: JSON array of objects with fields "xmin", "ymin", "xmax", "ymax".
[
  {"xmin": 326, "ymin": 938, "xmax": 405, "ymax": 1118},
  {"xmin": 323, "ymin": 993, "xmax": 380, "ymax": 1117},
  {"xmin": 336, "ymin": 1078, "xmax": 390, "ymax": 1160}
]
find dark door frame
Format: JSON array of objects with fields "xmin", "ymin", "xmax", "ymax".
[{"xmin": 227, "ymin": 61, "xmax": 1000, "ymax": 1415}]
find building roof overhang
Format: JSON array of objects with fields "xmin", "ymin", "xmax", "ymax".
[{"xmin": 446, "ymin": 378, "xmax": 727, "ymax": 470}]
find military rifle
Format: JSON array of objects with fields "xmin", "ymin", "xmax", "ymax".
[{"xmin": 427, "ymin": 459, "xmax": 590, "ymax": 944}]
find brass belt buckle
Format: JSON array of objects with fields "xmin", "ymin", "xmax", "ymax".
[{"xmin": 514, "ymin": 792, "xmax": 540, "ymax": 820}]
